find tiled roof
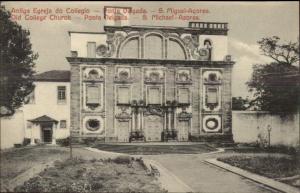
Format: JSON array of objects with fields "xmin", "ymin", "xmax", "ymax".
[
  {"xmin": 29, "ymin": 115, "xmax": 58, "ymax": 123},
  {"xmin": 34, "ymin": 70, "xmax": 70, "ymax": 82}
]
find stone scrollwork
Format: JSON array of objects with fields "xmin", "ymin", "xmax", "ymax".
[
  {"xmin": 181, "ymin": 35, "xmax": 210, "ymax": 60},
  {"xmin": 144, "ymin": 69, "xmax": 164, "ymax": 83},
  {"xmin": 144, "ymin": 105, "xmax": 165, "ymax": 117},
  {"xmin": 177, "ymin": 111, "xmax": 192, "ymax": 121},
  {"xmin": 97, "ymin": 32, "xmax": 126, "ymax": 57}
]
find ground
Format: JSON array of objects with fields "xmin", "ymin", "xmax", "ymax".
[
  {"xmin": 0, "ymin": 146, "xmax": 164, "ymax": 192},
  {"xmin": 93, "ymin": 143, "xmax": 216, "ymax": 154},
  {"xmin": 218, "ymin": 154, "xmax": 300, "ymax": 188},
  {"xmin": 1, "ymin": 144, "xmax": 298, "ymax": 193},
  {"xmin": 142, "ymin": 153, "xmax": 281, "ymax": 193},
  {"xmin": 14, "ymin": 157, "xmax": 164, "ymax": 193}
]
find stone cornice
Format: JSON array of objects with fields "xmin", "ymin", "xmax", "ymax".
[
  {"xmin": 66, "ymin": 57, "xmax": 235, "ymax": 67},
  {"xmin": 104, "ymin": 25, "xmax": 228, "ymax": 36}
]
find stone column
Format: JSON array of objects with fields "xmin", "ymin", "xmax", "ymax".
[
  {"xmin": 30, "ymin": 123, "xmax": 36, "ymax": 145},
  {"xmin": 131, "ymin": 108, "xmax": 135, "ymax": 132},
  {"xmin": 52, "ymin": 123, "xmax": 57, "ymax": 145}
]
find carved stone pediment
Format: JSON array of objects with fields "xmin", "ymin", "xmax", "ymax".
[
  {"xmin": 114, "ymin": 67, "xmax": 133, "ymax": 83},
  {"xmin": 176, "ymin": 69, "xmax": 192, "ymax": 84},
  {"xmin": 83, "ymin": 67, "xmax": 105, "ymax": 81},
  {"xmin": 115, "ymin": 111, "xmax": 132, "ymax": 121},
  {"xmin": 144, "ymin": 105, "xmax": 165, "ymax": 117},
  {"xmin": 177, "ymin": 111, "xmax": 192, "ymax": 121},
  {"xmin": 144, "ymin": 69, "xmax": 165, "ymax": 84}
]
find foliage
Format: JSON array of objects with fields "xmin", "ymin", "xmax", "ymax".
[
  {"xmin": 112, "ymin": 155, "xmax": 133, "ymax": 164},
  {"xmin": 56, "ymin": 137, "xmax": 70, "ymax": 147},
  {"xmin": 247, "ymin": 36, "xmax": 299, "ymax": 113},
  {"xmin": 0, "ymin": 5, "xmax": 38, "ymax": 117},
  {"xmin": 218, "ymin": 154, "xmax": 300, "ymax": 180},
  {"xmin": 14, "ymin": 158, "xmax": 164, "ymax": 193},
  {"xmin": 232, "ymin": 96, "xmax": 250, "ymax": 110},
  {"xmin": 258, "ymin": 36, "xmax": 299, "ymax": 65}
]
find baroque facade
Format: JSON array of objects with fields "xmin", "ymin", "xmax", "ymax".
[{"xmin": 67, "ymin": 22, "xmax": 234, "ymax": 142}]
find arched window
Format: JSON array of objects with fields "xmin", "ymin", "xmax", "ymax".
[
  {"xmin": 167, "ymin": 39, "xmax": 186, "ymax": 60},
  {"xmin": 120, "ymin": 38, "xmax": 139, "ymax": 58},
  {"xmin": 144, "ymin": 35, "xmax": 163, "ymax": 59}
]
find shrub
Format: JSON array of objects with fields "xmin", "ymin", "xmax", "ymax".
[
  {"xmin": 112, "ymin": 156, "xmax": 132, "ymax": 164},
  {"xmin": 22, "ymin": 138, "xmax": 31, "ymax": 146},
  {"xmin": 56, "ymin": 137, "xmax": 70, "ymax": 147}
]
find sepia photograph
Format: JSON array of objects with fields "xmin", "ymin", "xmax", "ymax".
[{"xmin": 0, "ymin": 1, "xmax": 299, "ymax": 193}]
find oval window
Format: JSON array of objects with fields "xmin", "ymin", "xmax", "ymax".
[
  {"xmin": 86, "ymin": 119, "xmax": 100, "ymax": 131},
  {"xmin": 205, "ymin": 118, "xmax": 218, "ymax": 130}
]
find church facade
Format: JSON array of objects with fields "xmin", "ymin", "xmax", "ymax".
[{"xmin": 67, "ymin": 22, "xmax": 234, "ymax": 142}]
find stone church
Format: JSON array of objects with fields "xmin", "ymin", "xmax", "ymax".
[{"xmin": 67, "ymin": 21, "xmax": 234, "ymax": 143}]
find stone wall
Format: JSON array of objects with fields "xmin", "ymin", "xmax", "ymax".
[
  {"xmin": 0, "ymin": 110, "xmax": 24, "ymax": 149},
  {"xmin": 69, "ymin": 60, "xmax": 233, "ymax": 142},
  {"xmin": 232, "ymin": 111, "xmax": 300, "ymax": 147}
]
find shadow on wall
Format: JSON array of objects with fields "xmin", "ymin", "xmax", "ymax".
[
  {"xmin": 0, "ymin": 110, "xmax": 25, "ymax": 149},
  {"xmin": 232, "ymin": 111, "xmax": 300, "ymax": 147}
]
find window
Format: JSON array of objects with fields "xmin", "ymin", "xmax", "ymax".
[
  {"xmin": 148, "ymin": 87, "xmax": 161, "ymax": 104},
  {"xmin": 87, "ymin": 42, "xmax": 96, "ymax": 58},
  {"xmin": 207, "ymin": 87, "xmax": 218, "ymax": 104},
  {"xmin": 117, "ymin": 86, "xmax": 130, "ymax": 104},
  {"xmin": 86, "ymin": 119, "xmax": 100, "ymax": 131},
  {"xmin": 57, "ymin": 86, "xmax": 66, "ymax": 103},
  {"xmin": 178, "ymin": 88, "xmax": 190, "ymax": 104},
  {"xmin": 86, "ymin": 85, "xmax": 101, "ymax": 105},
  {"xmin": 60, "ymin": 120, "xmax": 67, "ymax": 129}
]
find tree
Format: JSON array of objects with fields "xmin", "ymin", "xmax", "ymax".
[
  {"xmin": 247, "ymin": 36, "xmax": 299, "ymax": 113},
  {"xmin": 0, "ymin": 5, "xmax": 38, "ymax": 117},
  {"xmin": 232, "ymin": 96, "xmax": 249, "ymax": 111}
]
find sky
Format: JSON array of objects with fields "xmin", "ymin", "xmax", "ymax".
[{"xmin": 3, "ymin": 1, "xmax": 299, "ymax": 97}]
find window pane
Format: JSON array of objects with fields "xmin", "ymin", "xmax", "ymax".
[
  {"xmin": 60, "ymin": 120, "xmax": 66, "ymax": 128},
  {"xmin": 57, "ymin": 86, "xmax": 66, "ymax": 101},
  {"xmin": 179, "ymin": 88, "xmax": 189, "ymax": 104},
  {"xmin": 87, "ymin": 86, "xmax": 100, "ymax": 104},
  {"xmin": 148, "ymin": 87, "xmax": 160, "ymax": 104},
  {"xmin": 87, "ymin": 42, "xmax": 96, "ymax": 58},
  {"xmin": 207, "ymin": 87, "xmax": 218, "ymax": 104},
  {"xmin": 145, "ymin": 35, "xmax": 163, "ymax": 59},
  {"xmin": 117, "ymin": 87, "xmax": 130, "ymax": 104}
]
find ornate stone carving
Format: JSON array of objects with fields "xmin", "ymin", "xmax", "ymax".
[
  {"xmin": 144, "ymin": 105, "xmax": 165, "ymax": 117},
  {"xmin": 114, "ymin": 67, "xmax": 133, "ymax": 83},
  {"xmin": 177, "ymin": 111, "xmax": 192, "ymax": 121},
  {"xmin": 96, "ymin": 32, "xmax": 126, "ymax": 57},
  {"xmin": 176, "ymin": 69, "xmax": 192, "ymax": 84},
  {"xmin": 82, "ymin": 67, "xmax": 105, "ymax": 81},
  {"xmin": 144, "ymin": 69, "xmax": 164, "ymax": 84},
  {"xmin": 181, "ymin": 35, "xmax": 210, "ymax": 60}
]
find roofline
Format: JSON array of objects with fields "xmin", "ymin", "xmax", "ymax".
[
  {"xmin": 33, "ymin": 79, "xmax": 70, "ymax": 82},
  {"xmin": 68, "ymin": 31, "xmax": 106, "ymax": 36}
]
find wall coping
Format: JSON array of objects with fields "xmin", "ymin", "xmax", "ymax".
[
  {"xmin": 232, "ymin": 111, "xmax": 299, "ymax": 115},
  {"xmin": 66, "ymin": 57, "xmax": 235, "ymax": 67}
]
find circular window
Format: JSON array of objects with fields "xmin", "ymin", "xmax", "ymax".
[
  {"xmin": 86, "ymin": 119, "xmax": 100, "ymax": 131},
  {"xmin": 205, "ymin": 118, "xmax": 218, "ymax": 130}
]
